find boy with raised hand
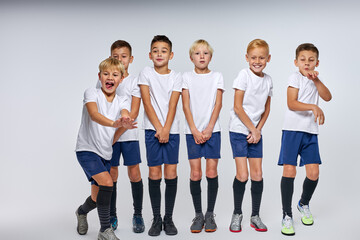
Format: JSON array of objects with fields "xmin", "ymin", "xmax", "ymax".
[
  {"xmin": 138, "ymin": 35, "xmax": 182, "ymax": 236},
  {"xmin": 96, "ymin": 40, "xmax": 145, "ymax": 233},
  {"xmin": 75, "ymin": 58, "xmax": 136, "ymax": 240},
  {"xmin": 279, "ymin": 43, "xmax": 332, "ymax": 236},
  {"xmin": 182, "ymin": 39, "xmax": 224, "ymax": 233}
]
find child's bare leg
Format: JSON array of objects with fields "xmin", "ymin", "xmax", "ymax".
[
  {"xmin": 206, "ymin": 159, "xmax": 219, "ymax": 213},
  {"xmin": 233, "ymin": 157, "xmax": 248, "ymax": 215},
  {"xmin": 128, "ymin": 164, "xmax": 143, "ymax": 216},
  {"xmin": 281, "ymin": 164, "xmax": 296, "ymax": 218},
  {"xmin": 190, "ymin": 159, "xmax": 203, "ymax": 214},
  {"xmin": 164, "ymin": 164, "xmax": 178, "ymax": 217},
  {"xmin": 249, "ymin": 158, "xmax": 263, "ymax": 217}
]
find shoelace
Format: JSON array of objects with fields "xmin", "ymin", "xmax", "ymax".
[
  {"xmin": 302, "ymin": 205, "xmax": 311, "ymax": 218},
  {"xmin": 192, "ymin": 216, "xmax": 202, "ymax": 222},
  {"xmin": 208, "ymin": 214, "xmax": 216, "ymax": 224},
  {"xmin": 283, "ymin": 216, "xmax": 293, "ymax": 228},
  {"xmin": 134, "ymin": 216, "xmax": 143, "ymax": 225},
  {"xmin": 231, "ymin": 215, "xmax": 241, "ymax": 225}
]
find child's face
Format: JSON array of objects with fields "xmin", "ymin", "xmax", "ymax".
[
  {"xmin": 98, "ymin": 68, "xmax": 124, "ymax": 95},
  {"xmin": 111, "ymin": 47, "xmax": 133, "ymax": 71},
  {"xmin": 246, "ymin": 47, "xmax": 271, "ymax": 77},
  {"xmin": 190, "ymin": 45, "xmax": 212, "ymax": 72},
  {"xmin": 295, "ymin": 50, "xmax": 319, "ymax": 76},
  {"xmin": 149, "ymin": 41, "xmax": 173, "ymax": 68}
]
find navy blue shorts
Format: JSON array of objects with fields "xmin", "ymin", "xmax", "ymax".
[
  {"xmin": 76, "ymin": 151, "xmax": 111, "ymax": 185},
  {"xmin": 229, "ymin": 131, "xmax": 263, "ymax": 158},
  {"xmin": 186, "ymin": 132, "xmax": 221, "ymax": 160},
  {"xmin": 111, "ymin": 141, "xmax": 141, "ymax": 167},
  {"xmin": 278, "ymin": 130, "xmax": 321, "ymax": 167},
  {"xmin": 145, "ymin": 130, "xmax": 180, "ymax": 167}
]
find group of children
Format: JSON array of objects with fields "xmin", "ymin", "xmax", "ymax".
[{"xmin": 74, "ymin": 35, "xmax": 332, "ymax": 240}]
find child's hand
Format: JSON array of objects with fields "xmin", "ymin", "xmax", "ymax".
[
  {"xmin": 155, "ymin": 127, "xmax": 170, "ymax": 143},
  {"xmin": 202, "ymin": 127, "xmax": 213, "ymax": 141},
  {"xmin": 112, "ymin": 119, "xmax": 122, "ymax": 128},
  {"xmin": 311, "ymin": 105, "xmax": 325, "ymax": 125},
  {"xmin": 307, "ymin": 71, "xmax": 319, "ymax": 81},
  {"xmin": 119, "ymin": 116, "xmax": 137, "ymax": 129},
  {"xmin": 247, "ymin": 133, "xmax": 254, "ymax": 144},
  {"xmin": 250, "ymin": 128, "xmax": 261, "ymax": 144},
  {"xmin": 192, "ymin": 129, "xmax": 206, "ymax": 145}
]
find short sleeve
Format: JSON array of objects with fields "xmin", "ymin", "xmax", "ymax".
[
  {"xmin": 288, "ymin": 72, "xmax": 300, "ymax": 89},
  {"xmin": 232, "ymin": 70, "xmax": 247, "ymax": 91},
  {"xmin": 217, "ymin": 73, "xmax": 225, "ymax": 92},
  {"xmin": 131, "ymin": 76, "xmax": 141, "ymax": 98},
  {"xmin": 83, "ymin": 88, "xmax": 97, "ymax": 105},
  {"xmin": 172, "ymin": 73, "xmax": 182, "ymax": 92},
  {"xmin": 118, "ymin": 96, "xmax": 130, "ymax": 112},
  {"xmin": 182, "ymin": 73, "xmax": 189, "ymax": 90},
  {"xmin": 137, "ymin": 67, "xmax": 150, "ymax": 86},
  {"xmin": 268, "ymin": 76, "xmax": 273, "ymax": 97}
]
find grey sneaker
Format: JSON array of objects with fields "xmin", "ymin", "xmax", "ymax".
[
  {"xmin": 229, "ymin": 213, "xmax": 242, "ymax": 232},
  {"xmin": 190, "ymin": 213, "xmax": 205, "ymax": 233},
  {"xmin": 204, "ymin": 212, "xmax": 217, "ymax": 232},
  {"xmin": 250, "ymin": 215, "xmax": 268, "ymax": 232},
  {"xmin": 75, "ymin": 208, "xmax": 88, "ymax": 235},
  {"xmin": 98, "ymin": 227, "xmax": 120, "ymax": 240}
]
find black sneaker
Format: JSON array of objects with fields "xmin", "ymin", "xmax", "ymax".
[
  {"xmin": 148, "ymin": 215, "xmax": 162, "ymax": 236},
  {"xmin": 163, "ymin": 215, "xmax": 178, "ymax": 235},
  {"xmin": 132, "ymin": 214, "xmax": 145, "ymax": 233}
]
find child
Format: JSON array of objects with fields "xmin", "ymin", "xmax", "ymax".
[
  {"xmin": 279, "ymin": 43, "xmax": 332, "ymax": 236},
  {"xmin": 182, "ymin": 39, "xmax": 224, "ymax": 233},
  {"xmin": 228, "ymin": 39, "xmax": 272, "ymax": 233},
  {"xmin": 138, "ymin": 35, "xmax": 182, "ymax": 236},
  {"xmin": 96, "ymin": 40, "xmax": 145, "ymax": 233},
  {"xmin": 75, "ymin": 58, "xmax": 136, "ymax": 240}
]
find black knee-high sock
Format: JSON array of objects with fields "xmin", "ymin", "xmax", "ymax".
[
  {"xmin": 97, "ymin": 185, "xmax": 113, "ymax": 232},
  {"xmin": 78, "ymin": 196, "xmax": 97, "ymax": 215},
  {"xmin": 206, "ymin": 176, "xmax": 218, "ymax": 213},
  {"xmin": 251, "ymin": 179, "xmax": 263, "ymax": 216},
  {"xmin": 110, "ymin": 182, "xmax": 117, "ymax": 217},
  {"xmin": 149, "ymin": 178, "xmax": 161, "ymax": 217},
  {"xmin": 131, "ymin": 179, "xmax": 143, "ymax": 215},
  {"xmin": 281, "ymin": 177, "xmax": 294, "ymax": 218},
  {"xmin": 233, "ymin": 177, "xmax": 247, "ymax": 214},
  {"xmin": 300, "ymin": 177, "xmax": 318, "ymax": 206},
  {"xmin": 165, "ymin": 177, "xmax": 178, "ymax": 217},
  {"xmin": 190, "ymin": 179, "xmax": 202, "ymax": 213}
]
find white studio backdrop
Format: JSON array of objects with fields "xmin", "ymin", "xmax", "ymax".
[{"xmin": 0, "ymin": 0, "xmax": 359, "ymax": 239}]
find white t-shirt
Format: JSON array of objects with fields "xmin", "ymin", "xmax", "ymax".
[
  {"xmin": 96, "ymin": 74, "xmax": 141, "ymax": 141},
  {"xmin": 137, "ymin": 66, "xmax": 182, "ymax": 134},
  {"xmin": 182, "ymin": 70, "xmax": 225, "ymax": 134},
  {"xmin": 75, "ymin": 88, "xmax": 129, "ymax": 160},
  {"xmin": 283, "ymin": 71, "xmax": 320, "ymax": 134},
  {"xmin": 229, "ymin": 68, "xmax": 273, "ymax": 135}
]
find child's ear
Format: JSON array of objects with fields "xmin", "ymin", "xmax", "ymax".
[
  {"xmin": 294, "ymin": 59, "xmax": 298, "ymax": 67},
  {"xmin": 316, "ymin": 60, "xmax": 319, "ymax": 67},
  {"xmin": 130, "ymin": 55, "xmax": 134, "ymax": 64},
  {"xmin": 245, "ymin": 54, "xmax": 249, "ymax": 62},
  {"xmin": 169, "ymin": 52, "xmax": 174, "ymax": 60},
  {"xmin": 98, "ymin": 72, "xmax": 101, "ymax": 79},
  {"xmin": 149, "ymin": 52, "xmax": 152, "ymax": 60},
  {"xmin": 267, "ymin": 54, "xmax": 271, "ymax": 63}
]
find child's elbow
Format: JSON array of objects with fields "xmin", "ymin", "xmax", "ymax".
[{"xmin": 324, "ymin": 94, "xmax": 332, "ymax": 102}]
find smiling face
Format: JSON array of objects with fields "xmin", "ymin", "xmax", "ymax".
[
  {"xmin": 190, "ymin": 45, "xmax": 212, "ymax": 73},
  {"xmin": 295, "ymin": 50, "xmax": 319, "ymax": 76},
  {"xmin": 111, "ymin": 47, "xmax": 133, "ymax": 73},
  {"xmin": 98, "ymin": 68, "xmax": 123, "ymax": 96},
  {"xmin": 149, "ymin": 41, "xmax": 173, "ymax": 69},
  {"xmin": 246, "ymin": 47, "xmax": 271, "ymax": 77}
]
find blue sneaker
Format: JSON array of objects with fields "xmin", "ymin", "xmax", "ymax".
[
  {"xmin": 132, "ymin": 215, "xmax": 145, "ymax": 233},
  {"xmin": 110, "ymin": 216, "xmax": 118, "ymax": 230}
]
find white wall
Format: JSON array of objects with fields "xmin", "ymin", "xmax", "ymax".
[{"xmin": 1, "ymin": 1, "xmax": 359, "ymax": 239}]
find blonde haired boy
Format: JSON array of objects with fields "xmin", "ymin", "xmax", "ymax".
[{"xmin": 182, "ymin": 39, "xmax": 224, "ymax": 233}]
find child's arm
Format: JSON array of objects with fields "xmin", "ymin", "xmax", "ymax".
[
  {"xmin": 182, "ymin": 89, "xmax": 205, "ymax": 144},
  {"xmin": 307, "ymin": 71, "xmax": 332, "ymax": 102},
  {"xmin": 251, "ymin": 96, "xmax": 271, "ymax": 141},
  {"xmin": 140, "ymin": 84, "xmax": 164, "ymax": 132},
  {"xmin": 157, "ymin": 91, "xmax": 181, "ymax": 143},
  {"xmin": 202, "ymin": 89, "xmax": 223, "ymax": 141},
  {"xmin": 86, "ymin": 102, "xmax": 136, "ymax": 128},
  {"xmin": 112, "ymin": 96, "xmax": 141, "ymax": 144},
  {"xmin": 233, "ymin": 89, "xmax": 261, "ymax": 143},
  {"xmin": 287, "ymin": 86, "xmax": 325, "ymax": 125}
]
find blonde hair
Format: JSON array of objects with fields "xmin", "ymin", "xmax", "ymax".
[
  {"xmin": 98, "ymin": 57, "xmax": 125, "ymax": 76},
  {"xmin": 189, "ymin": 39, "xmax": 214, "ymax": 56},
  {"xmin": 247, "ymin": 39, "xmax": 269, "ymax": 54}
]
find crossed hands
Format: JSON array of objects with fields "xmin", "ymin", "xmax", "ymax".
[
  {"xmin": 155, "ymin": 127, "xmax": 170, "ymax": 143},
  {"xmin": 247, "ymin": 128, "xmax": 261, "ymax": 144},
  {"xmin": 306, "ymin": 70, "xmax": 319, "ymax": 81},
  {"xmin": 192, "ymin": 127, "xmax": 213, "ymax": 145},
  {"xmin": 112, "ymin": 116, "xmax": 137, "ymax": 129}
]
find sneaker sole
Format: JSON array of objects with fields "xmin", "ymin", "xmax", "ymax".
[
  {"xmin": 191, "ymin": 227, "xmax": 203, "ymax": 233},
  {"xmin": 205, "ymin": 228, "xmax": 217, "ymax": 232},
  {"xmin": 250, "ymin": 224, "xmax": 267, "ymax": 232},
  {"xmin": 281, "ymin": 230, "xmax": 295, "ymax": 236},
  {"xmin": 229, "ymin": 227, "xmax": 242, "ymax": 233}
]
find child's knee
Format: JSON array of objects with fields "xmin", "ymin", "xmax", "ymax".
[
  {"xmin": 283, "ymin": 165, "xmax": 296, "ymax": 178},
  {"xmin": 250, "ymin": 169, "xmax": 263, "ymax": 181},
  {"xmin": 236, "ymin": 172, "xmax": 249, "ymax": 182},
  {"xmin": 110, "ymin": 167, "xmax": 119, "ymax": 182},
  {"xmin": 128, "ymin": 167, "xmax": 141, "ymax": 182},
  {"xmin": 191, "ymin": 169, "xmax": 202, "ymax": 181},
  {"xmin": 206, "ymin": 169, "xmax": 218, "ymax": 178}
]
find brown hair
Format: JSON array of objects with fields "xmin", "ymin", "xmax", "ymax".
[
  {"xmin": 151, "ymin": 35, "xmax": 172, "ymax": 52},
  {"xmin": 111, "ymin": 40, "xmax": 132, "ymax": 56},
  {"xmin": 296, "ymin": 43, "xmax": 319, "ymax": 59}
]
